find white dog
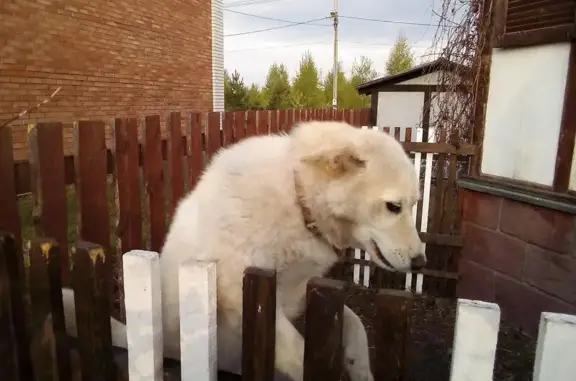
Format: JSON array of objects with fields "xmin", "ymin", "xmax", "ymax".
[{"xmin": 63, "ymin": 120, "xmax": 425, "ymax": 381}]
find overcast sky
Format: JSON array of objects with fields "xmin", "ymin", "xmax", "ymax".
[{"xmin": 223, "ymin": 0, "xmax": 443, "ymax": 86}]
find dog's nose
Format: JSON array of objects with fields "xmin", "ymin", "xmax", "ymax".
[{"xmin": 411, "ymin": 255, "xmax": 427, "ymax": 271}]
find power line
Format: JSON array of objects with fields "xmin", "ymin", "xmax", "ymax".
[
  {"xmin": 339, "ymin": 15, "xmax": 448, "ymax": 27},
  {"xmin": 224, "ymin": 16, "xmax": 330, "ymax": 37},
  {"xmin": 226, "ymin": 41, "xmax": 329, "ymax": 53},
  {"xmin": 225, "ymin": 0, "xmax": 288, "ymax": 8},
  {"xmin": 224, "ymin": 39, "xmax": 430, "ymax": 53},
  {"xmin": 224, "ymin": 9, "xmax": 330, "ymax": 27}
]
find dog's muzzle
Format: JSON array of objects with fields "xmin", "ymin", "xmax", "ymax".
[{"xmin": 371, "ymin": 240, "xmax": 395, "ymax": 270}]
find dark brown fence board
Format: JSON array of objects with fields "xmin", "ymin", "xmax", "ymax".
[
  {"xmin": 0, "ymin": 232, "xmax": 33, "ymax": 381},
  {"xmin": 0, "ymin": 232, "xmax": 21, "ymax": 381},
  {"xmin": 28, "ymin": 239, "xmax": 71, "ymax": 381},
  {"xmin": 189, "ymin": 112, "xmax": 204, "ymax": 190},
  {"xmin": 72, "ymin": 240, "xmax": 114, "ymax": 381},
  {"xmin": 144, "ymin": 115, "xmax": 166, "ymax": 253},
  {"xmin": 233, "ymin": 111, "xmax": 246, "ymax": 141},
  {"xmin": 207, "ymin": 112, "xmax": 222, "ymax": 162},
  {"xmin": 168, "ymin": 112, "xmax": 184, "ymax": 215},
  {"xmin": 285, "ymin": 109, "xmax": 294, "ymax": 133},
  {"xmin": 75, "ymin": 120, "xmax": 111, "ymax": 261},
  {"xmin": 0, "ymin": 127, "xmax": 21, "ymax": 248},
  {"xmin": 278, "ymin": 110, "xmax": 287, "ymax": 132},
  {"xmin": 269, "ymin": 110, "xmax": 279, "ymax": 134},
  {"xmin": 246, "ymin": 110, "xmax": 257, "ymax": 138},
  {"xmin": 257, "ymin": 110, "xmax": 269, "ymax": 136},
  {"xmin": 242, "ymin": 267, "xmax": 277, "ymax": 381},
  {"xmin": 223, "ymin": 112, "xmax": 235, "ymax": 146},
  {"xmin": 303, "ymin": 277, "xmax": 345, "ymax": 381},
  {"xmin": 28, "ymin": 123, "xmax": 69, "ymax": 283},
  {"xmin": 114, "ymin": 118, "xmax": 143, "ymax": 254},
  {"xmin": 374, "ymin": 289, "xmax": 413, "ymax": 381}
]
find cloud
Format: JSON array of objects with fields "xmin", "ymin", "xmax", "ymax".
[{"xmin": 223, "ymin": 0, "xmax": 443, "ymax": 86}]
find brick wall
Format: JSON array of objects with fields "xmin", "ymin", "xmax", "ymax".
[
  {"xmin": 0, "ymin": 0, "xmax": 214, "ymax": 161},
  {"xmin": 458, "ymin": 189, "xmax": 576, "ymax": 334}
]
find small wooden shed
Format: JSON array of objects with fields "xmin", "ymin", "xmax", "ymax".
[{"xmin": 356, "ymin": 58, "xmax": 466, "ymax": 142}]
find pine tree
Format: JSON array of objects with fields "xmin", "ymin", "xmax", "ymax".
[
  {"xmin": 262, "ymin": 63, "xmax": 291, "ymax": 110},
  {"xmin": 385, "ymin": 34, "xmax": 415, "ymax": 75},
  {"xmin": 291, "ymin": 51, "xmax": 324, "ymax": 108},
  {"xmin": 224, "ymin": 69, "xmax": 249, "ymax": 111}
]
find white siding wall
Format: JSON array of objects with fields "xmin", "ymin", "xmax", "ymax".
[
  {"xmin": 211, "ymin": 0, "xmax": 225, "ymax": 112},
  {"xmin": 481, "ymin": 43, "xmax": 571, "ymax": 186},
  {"xmin": 377, "ymin": 92, "xmax": 425, "ymax": 129}
]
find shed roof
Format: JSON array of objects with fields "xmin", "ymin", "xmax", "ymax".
[{"xmin": 356, "ymin": 57, "xmax": 468, "ymax": 94}]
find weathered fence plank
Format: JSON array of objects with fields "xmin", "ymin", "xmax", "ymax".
[
  {"xmin": 242, "ymin": 267, "xmax": 277, "ymax": 381},
  {"xmin": 75, "ymin": 120, "xmax": 111, "ymax": 256},
  {"xmin": 179, "ymin": 260, "xmax": 217, "ymax": 381},
  {"xmin": 0, "ymin": 127, "xmax": 21, "ymax": 249},
  {"xmin": 303, "ymin": 277, "xmax": 345, "ymax": 381},
  {"xmin": 123, "ymin": 250, "xmax": 163, "ymax": 381},
  {"xmin": 28, "ymin": 123, "xmax": 69, "ymax": 282},
  {"xmin": 223, "ymin": 112, "xmax": 235, "ymax": 146},
  {"xmin": 72, "ymin": 240, "xmax": 115, "ymax": 381},
  {"xmin": 189, "ymin": 112, "xmax": 204, "ymax": 190},
  {"xmin": 0, "ymin": 232, "xmax": 33, "ymax": 380},
  {"xmin": 168, "ymin": 112, "xmax": 184, "ymax": 215},
  {"xmin": 246, "ymin": 110, "xmax": 257, "ymax": 138},
  {"xmin": 0, "ymin": 232, "xmax": 21, "ymax": 381},
  {"xmin": 28, "ymin": 239, "xmax": 71, "ymax": 381},
  {"xmin": 449, "ymin": 299, "xmax": 500, "ymax": 381},
  {"xmin": 533, "ymin": 312, "xmax": 576, "ymax": 381},
  {"xmin": 278, "ymin": 110, "xmax": 287, "ymax": 132},
  {"xmin": 257, "ymin": 111, "xmax": 269, "ymax": 136},
  {"xmin": 144, "ymin": 115, "xmax": 166, "ymax": 253},
  {"xmin": 207, "ymin": 112, "xmax": 222, "ymax": 161},
  {"xmin": 114, "ymin": 118, "xmax": 143, "ymax": 254},
  {"xmin": 270, "ymin": 110, "xmax": 279, "ymax": 134},
  {"xmin": 233, "ymin": 111, "xmax": 246, "ymax": 141},
  {"xmin": 374, "ymin": 289, "xmax": 413, "ymax": 381}
]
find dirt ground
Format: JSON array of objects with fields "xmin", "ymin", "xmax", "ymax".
[{"xmin": 342, "ymin": 286, "xmax": 536, "ymax": 381}]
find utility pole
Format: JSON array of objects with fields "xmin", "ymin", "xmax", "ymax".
[{"xmin": 330, "ymin": 0, "xmax": 339, "ymax": 110}]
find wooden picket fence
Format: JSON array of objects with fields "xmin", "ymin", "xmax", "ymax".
[
  {"xmin": 1, "ymin": 107, "xmax": 471, "ymax": 302},
  {"xmin": 2, "ymin": 234, "xmax": 576, "ymax": 381}
]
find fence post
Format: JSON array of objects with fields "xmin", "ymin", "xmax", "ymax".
[
  {"xmin": 28, "ymin": 238, "xmax": 72, "ymax": 381},
  {"xmin": 242, "ymin": 267, "xmax": 277, "ymax": 381},
  {"xmin": 72, "ymin": 240, "xmax": 115, "ymax": 381},
  {"xmin": 449, "ymin": 299, "xmax": 500, "ymax": 381},
  {"xmin": 123, "ymin": 250, "xmax": 163, "ymax": 381},
  {"xmin": 303, "ymin": 277, "xmax": 345, "ymax": 381},
  {"xmin": 0, "ymin": 232, "xmax": 21, "ymax": 381},
  {"xmin": 533, "ymin": 312, "xmax": 576, "ymax": 381},
  {"xmin": 179, "ymin": 260, "xmax": 217, "ymax": 381},
  {"xmin": 374, "ymin": 289, "xmax": 413, "ymax": 381}
]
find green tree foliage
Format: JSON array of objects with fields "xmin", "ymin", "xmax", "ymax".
[
  {"xmin": 385, "ymin": 34, "xmax": 415, "ymax": 75},
  {"xmin": 262, "ymin": 63, "xmax": 292, "ymax": 109},
  {"xmin": 224, "ymin": 69, "xmax": 249, "ymax": 111},
  {"xmin": 323, "ymin": 63, "xmax": 362, "ymax": 109},
  {"xmin": 291, "ymin": 51, "xmax": 324, "ymax": 108},
  {"xmin": 349, "ymin": 56, "xmax": 378, "ymax": 107},
  {"xmin": 246, "ymin": 83, "xmax": 264, "ymax": 110}
]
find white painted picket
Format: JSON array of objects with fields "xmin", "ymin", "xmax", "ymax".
[
  {"xmin": 121, "ymin": 252, "xmax": 576, "ymax": 381},
  {"xmin": 353, "ymin": 125, "xmax": 435, "ymax": 293}
]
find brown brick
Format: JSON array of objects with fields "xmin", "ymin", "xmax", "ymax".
[
  {"xmin": 499, "ymin": 199, "xmax": 575, "ymax": 254},
  {"xmin": 462, "ymin": 222, "xmax": 526, "ymax": 279},
  {"xmin": 462, "ymin": 190, "xmax": 502, "ymax": 229},
  {"xmin": 494, "ymin": 272, "xmax": 576, "ymax": 335},
  {"xmin": 457, "ymin": 259, "xmax": 495, "ymax": 302},
  {"xmin": 524, "ymin": 245, "xmax": 576, "ymax": 304},
  {"xmin": 1, "ymin": 0, "xmax": 213, "ymax": 161}
]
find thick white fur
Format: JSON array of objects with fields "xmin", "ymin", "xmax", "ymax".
[{"xmin": 62, "ymin": 121, "xmax": 424, "ymax": 381}]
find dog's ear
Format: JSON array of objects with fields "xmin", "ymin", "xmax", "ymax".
[{"xmin": 302, "ymin": 149, "xmax": 366, "ymax": 177}]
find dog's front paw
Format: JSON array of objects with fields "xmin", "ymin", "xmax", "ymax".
[{"xmin": 346, "ymin": 358, "xmax": 374, "ymax": 381}]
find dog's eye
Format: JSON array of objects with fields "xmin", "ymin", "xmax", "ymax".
[{"xmin": 386, "ymin": 202, "xmax": 402, "ymax": 214}]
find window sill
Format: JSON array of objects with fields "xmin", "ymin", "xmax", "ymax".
[{"xmin": 458, "ymin": 175, "xmax": 576, "ymax": 215}]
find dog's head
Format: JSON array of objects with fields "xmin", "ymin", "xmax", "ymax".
[{"xmin": 292, "ymin": 121, "xmax": 426, "ymax": 273}]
